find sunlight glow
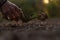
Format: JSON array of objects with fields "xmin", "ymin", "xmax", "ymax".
[{"xmin": 43, "ymin": 0, "xmax": 49, "ymax": 4}]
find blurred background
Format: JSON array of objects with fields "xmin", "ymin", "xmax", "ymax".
[{"xmin": 0, "ymin": 0, "xmax": 60, "ymax": 22}]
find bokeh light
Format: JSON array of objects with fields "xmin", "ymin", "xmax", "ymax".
[{"xmin": 43, "ymin": 0, "xmax": 49, "ymax": 4}]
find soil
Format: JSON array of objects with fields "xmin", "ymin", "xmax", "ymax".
[{"xmin": 0, "ymin": 18, "xmax": 60, "ymax": 40}]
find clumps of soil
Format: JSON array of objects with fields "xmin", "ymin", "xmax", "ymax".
[{"xmin": 0, "ymin": 19, "xmax": 60, "ymax": 40}]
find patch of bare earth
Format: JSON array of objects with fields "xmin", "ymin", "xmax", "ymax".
[{"xmin": 0, "ymin": 18, "xmax": 60, "ymax": 40}]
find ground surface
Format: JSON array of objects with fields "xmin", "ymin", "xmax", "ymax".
[{"xmin": 0, "ymin": 18, "xmax": 60, "ymax": 40}]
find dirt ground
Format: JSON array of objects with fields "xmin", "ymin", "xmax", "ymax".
[{"xmin": 0, "ymin": 18, "xmax": 60, "ymax": 40}]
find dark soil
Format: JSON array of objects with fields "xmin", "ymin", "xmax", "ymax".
[{"xmin": 0, "ymin": 18, "xmax": 60, "ymax": 40}]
